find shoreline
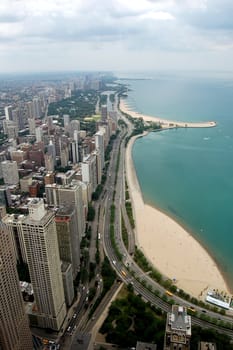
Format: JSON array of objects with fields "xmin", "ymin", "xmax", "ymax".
[
  {"xmin": 123, "ymin": 100, "xmax": 230, "ymax": 298},
  {"xmin": 120, "ymin": 98, "xmax": 216, "ymax": 129}
]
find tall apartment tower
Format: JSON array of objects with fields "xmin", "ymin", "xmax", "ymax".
[
  {"xmin": 4, "ymin": 105, "xmax": 13, "ymax": 121},
  {"xmin": 55, "ymin": 206, "xmax": 80, "ymax": 278},
  {"xmin": 70, "ymin": 129, "xmax": 79, "ymax": 164},
  {"xmin": 95, "ymin": 130, "xmax": 105, "ymax": 170},
  {"xmin": 63, "ymin": 114, "xmax": 70, "ymax": 134},
  {"xmin": 45, "ymin": 182, "xmax": 85, "ymax": 240},
  {"xmin": 35, "ymin": 127, "xmax": 43, "ymax": 142},
  {"xmin": 101, "ymin": 105, "xmax": 108, "ymax": 121},
  {"xmin": 70, "ymin": 120, "xmax": 80, "ymax": 138},
  {"xmin": 81, "ymin": 153, "xmax": 98, "ymax": 194},
  {"xmin": 22, "ymin": 199, "xmax": 66, "ymax": 330},
  {"xmin": 164, "ymin": 305, "xmax": 191, "ymax": 350},
  {"xmin": 2, "ymin": 214, "xmax": 27, "ymax": 263},
  {"xmin": 0, "ymin": 222, "xmax": 33, "ymax": 350},
  {"xmin": 28, "ymin": 117, "xmax": 36, "ymax": 135}
]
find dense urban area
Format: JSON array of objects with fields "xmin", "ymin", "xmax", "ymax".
[{"xmin": 1, "ymin": 71, "xmax": 233, "ymax": 350}]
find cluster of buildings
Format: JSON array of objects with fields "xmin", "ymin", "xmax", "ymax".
[
  {"xmin": 0, "ymin": 75, "xmax": 117, "ymax": 349},
  {"xmin": 0, "ymin": 73, "xmax": 105, "ymax": 142}
]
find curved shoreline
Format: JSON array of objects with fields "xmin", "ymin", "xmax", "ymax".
[
  {"xmin": 121, "ymin": 99, "xmax": 216, "ymax": 129},
  {"xmin": 123, "ymin": 101, "xmax": 230, "ymax": 298}
]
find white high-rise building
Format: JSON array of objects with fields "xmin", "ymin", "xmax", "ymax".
[
  {"xmin": 81, "ymin": 154, "xmax": 98, "ymax": 194},
  {"xmin": 1, "ymin": 160, "xmax": 19, "ymax": 185},
  {"xmin": 47, "ymin": 140, "xmax": 56, "ymax": 160},
  {"xmin": 70, "ymin": 120, "xmax": 80, "ymax": 138},
  {"xmin": 70, "ymin": 130, "xmax": 79, "ymax": 164},
  {"xmin": 44, "ymin": 153, "xmax": 55, "ymax": 172},
  {"xmin": 28, "ymin": 118, "xmax": 36, "ymax": 135},
  {"xmin": 22, "ymin": 199, "xmax": 66, "ymax": 331},
  {"xmin": 35, "ymin": 127, "xmax": 43, "ymax": 142},
  {"xmin": 4, "ymin": 105, "xmax": 13, "ymax": 121},
  {"xmin": 95, "ymin": 130, "xmax": 105, "ymax": 170}
]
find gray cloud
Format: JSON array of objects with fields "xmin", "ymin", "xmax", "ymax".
[{"xmin": 0, "ymin": 0, "xmax": 232, "ymax": 72}]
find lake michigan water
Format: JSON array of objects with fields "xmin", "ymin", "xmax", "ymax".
[{"xmin": 120, "ymin": 71, "xmax": 233, "ymax": 290}]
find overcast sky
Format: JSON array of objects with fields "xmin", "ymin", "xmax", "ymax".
[{"xmin": 0, "ymin": 0, "xmax": 232, "ymax": 73}]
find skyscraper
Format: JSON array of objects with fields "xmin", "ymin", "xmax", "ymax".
[
  {"xmin": 81, "ymin": 153, "xmax": 98, "ymax": 194},
  {"xmin": 22, "ymin": 199, "xmax": 66, "ymax": 330},
  {"xmin": 95, "ymin": 130, "xmax": 105, "ymax": 170},
  {"xmin": 63, "ymin": 114, "xmax": 70, "ymax": 134},
  {"xmin": 45, "ymin": 181, "xmax": 85, "ymax": 240},
  {"xmin": 0, "ymin": 222, "xmax": 33, "ymax": 350},
  {"xmin": 70, "ymin": 120, "xmax": 80, "ymax": 139},
  {"xmin": 101, "ymin": 105, "xmax": 108, "ymax": 121},
  {"xmin": 4, "ymin": 105, "xmax": 13, "ymax": 121},
  {"xmin": 55, "ymin": 206, "xmax": 80, "ymax": 278}
]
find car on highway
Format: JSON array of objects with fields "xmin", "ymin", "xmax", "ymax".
[
  {"xmin": 121, "ymin": 270, "xmax": 126, "ymax": 277},
  {"xmin": 165, "ymin": 290, "xmax": 173, "ymax": 297}
]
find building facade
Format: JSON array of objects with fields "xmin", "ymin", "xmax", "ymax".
[
  {"xmin": 1, "ymin": 160, "xmax": 19, "ymax": 185},
  {"xmin": 22, "ymin": 199, "xmax": 66, "ymax": 330},
  {"xmin": 55, "ymin": 206, "xmax": 80, "ymax": 278},
  {"xmin": 0, "ymin": 222, "xmax": 33, "ymax": 350}
]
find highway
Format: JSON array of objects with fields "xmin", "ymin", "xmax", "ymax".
[
  {"xmin": 61, "ymin": 94, "xmax": 233, "ymax": 349},
  {"xmin": 99, "ymin": 97, "xmax": 233, "ymax": 339}
]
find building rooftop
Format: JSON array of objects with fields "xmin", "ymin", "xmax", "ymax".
[
  {"xmin": 168, "ymin": 305, "xmax": 191, "ymax": 336},
  {"xmin": 56, "ymin": 205, "xmax": 74, "ymax": 216}
]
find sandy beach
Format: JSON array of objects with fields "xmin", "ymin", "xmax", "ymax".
[
  {"xmin": 123, "ymin": 100, "xmax": 229, "ymax": 298},
  {"xmin": 120, "ymin": 99, "xmax": 216, "ymax": 128}
]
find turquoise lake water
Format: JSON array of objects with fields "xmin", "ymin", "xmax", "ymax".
[{"xmin": 121, "ymin": 72, "xmax": 233, "ymax": 290}]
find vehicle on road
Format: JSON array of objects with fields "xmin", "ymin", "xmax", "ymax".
[
  {"xmin": 121, "ymin": 270, "xmax": 126, "ymax": 277},
  {"xmin": 165, "ymin": 290, "xmax": 173, "ymax": 297},
  {"xmin": 188, "ymin": 307, "xmax": 196, "ymax": 313}
]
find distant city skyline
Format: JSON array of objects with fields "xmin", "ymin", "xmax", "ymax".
[{"xmin": 0, "ymin": 0, "xmax": 232, "ymax": 73}]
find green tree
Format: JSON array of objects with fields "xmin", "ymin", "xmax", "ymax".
[{"xmin": 87, "ymin": 204, "xmax": 95, "ymax": 221}]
